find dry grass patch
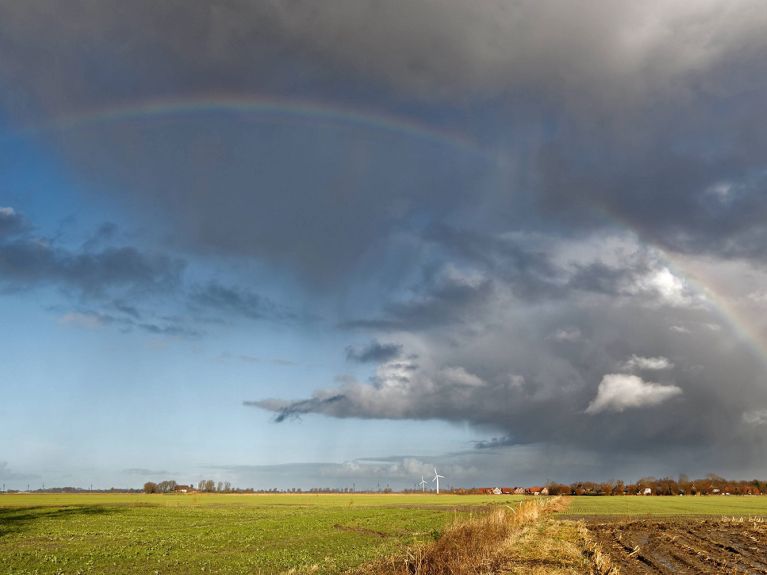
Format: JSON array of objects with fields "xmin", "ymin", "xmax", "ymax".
[
  {"xmin": 354, "ymin": 497, "xmax": 571, "ymax": 575},
  {"xmin": 496, "ymin": 520, "xmax": 595, "ymax": 575}
]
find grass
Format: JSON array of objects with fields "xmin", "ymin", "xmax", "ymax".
[
  {"xmin": 355, "ymin": 497, "xmax": 567, "ymax": 575},
  {"xmin": 4, "ymin": 493, "xmax": 767, "ymax": 574},
  {"xmin": 0, "ymin": 493, "xmax": 522, "ymax": 575},
  {"xmin": 561, "ymin": 494, "xmax": 767, "ymax": 516}
]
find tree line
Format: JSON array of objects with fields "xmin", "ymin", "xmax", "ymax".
[
  {"xmin": 143, "ymin": 479, "xmax": 238, "ymax": 493},
  {"xmin": 544, "ymin": 474, "xmax": 766, "ymax": 496}
]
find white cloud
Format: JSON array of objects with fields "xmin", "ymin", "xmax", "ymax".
[
  {"xmin": 748, "ymin": 291, "xmax": 767, "ymax": 304},
  {"xmin": 635, "ymin": 267, "xmax": 695, "ymax": 307},
  {"xmin": 622, "ymin": 354, "xmax": 674, "ymax": 371},
  {"xmin": 586, "ymin": 373, "xmax": 682, "ymax": 414},
  {"xmin": 508, "ymin": 374, "xmax": 526, "ymax": 388},
  {"xmin": 440, "ymin": 366, "xmax": 484, "ymax": 387},
  {"xmin": 0, "ymin": 207, "xmax": 16, "ymax": 217},
  {"xmin": 551, "ymin": 327, "xmax": 582, "ymax": 342},
  {"xmin": 706, "ymin": 181, "xmax": 734, "ymax": 203},
  {"xmin": 670, "ymin": 325, "xmax": 691, "ymax": 334},
  {"xmin": 742, "ymin": 409, "xmax": 767, "ymax": 426}
]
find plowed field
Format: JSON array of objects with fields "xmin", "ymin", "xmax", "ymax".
[{"xmin": 588, "ymin": 518, "xmax": 767, "ymax": 574}]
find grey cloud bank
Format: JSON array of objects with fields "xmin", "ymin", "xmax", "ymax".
[{"xmin": 3, "ymin": 1, "xmax": 767, "ymax": 481}]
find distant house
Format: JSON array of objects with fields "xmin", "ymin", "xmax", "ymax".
[
  {"xmin": 528, "ymin": 486, "xmax": 544, "ymax": 495},
  {"xmin": 643, "ymin": 487, "xmax": 652, "ymax": 496},
  {"xmin": 513, "ymin": 487, "xmax": 526, "ymax": 495},
  {"xmin": 173, "ymin": 485, "xmax": 193, "ymax": 493},
  {"xmin": 540, "ymin": 487, "xmax": 549, "ymax": 496},
  {"xmin": 500, "ymin": 487, "xmax": 514, "ymax": 495},
  {"xmin": 492, "ymin": 487, "xmax": 502, "ymax": 495},
  {"xmin": 712, "ymin": 488, "xmax": 721, "ymax": 494}
]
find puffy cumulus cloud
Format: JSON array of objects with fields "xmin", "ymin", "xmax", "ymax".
[
  {"xmin": 632, "ymin": 268, "xmax": 698, "ymax": 308},
  {"xmin": 585, "ymin": 374, "xmax": 682, "ymax": 414},
  {"xmin": 248, "ymin": 360, "xmax": 490, "ymax": 423},
  {"xmin": 251, "ymin": 227, "xmax": 767, "ymax": 470},
  {"xmin": 622, "ymin": 355, "xmax": 674, "ymax": 371}
]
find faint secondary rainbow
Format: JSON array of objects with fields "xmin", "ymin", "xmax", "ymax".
[
  {"xmin": 596, "ymin": 203, "xmax": 767, "ymax": 369},
  {"xmin": 10, "ymin": 94, "xmax": 483, "ymax": 155}
]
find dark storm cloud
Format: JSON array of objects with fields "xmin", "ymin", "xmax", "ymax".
[
  {"xmin": 341, "ymin": 263, "xmax": 494, "ymax": 331},
  {"xmin": 2, "ymin": 1, "xmax": 765, "ymax": 281},
  {"xmin": 345, "ymin": 340, "xmax": 403, "ymax": 364},
  {"xmin": 0, "ymin": 235, "xmax": 183, "ymax": 296},
  {"xmin": 4, "ymin": 1, "xmax": 767, "ymax": 477}
]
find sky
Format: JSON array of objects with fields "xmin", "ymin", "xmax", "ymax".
[{"xmin": 2, "ymin": 0, "xmax": 767, "ymax": 490}]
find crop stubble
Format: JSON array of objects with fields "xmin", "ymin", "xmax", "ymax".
[{"xmin": 587, "ymin": 518, "xmax": 767, "ymax": 574}]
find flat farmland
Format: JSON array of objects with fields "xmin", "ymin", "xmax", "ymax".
[
  {"xmin": 561, "ymin": 494, "xmax": 767, "ymax": 516},
  {"xmin": 0, "ymin": 493, "xmax": 522, "ymax": 575},
  {"xmin": 558, "ymin": 497, "xmax": 767, "ymax": 574}
]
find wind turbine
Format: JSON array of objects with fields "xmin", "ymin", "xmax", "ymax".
[
  {"xmin": 432, "ymin": 468, "xmax": 445, "ymax": 494},
  {"xmin": 418, "ymin": 476, "xmax": 428, "ymax": 492}
]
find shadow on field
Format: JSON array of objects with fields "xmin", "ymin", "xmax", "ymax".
[{"xmin": 0, "ymin": 505, "xmax": 123, "ymax": 538}]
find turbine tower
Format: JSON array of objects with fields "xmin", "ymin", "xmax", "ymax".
[
  {"xmin": 432, "ymin": 468, "xmax": 445, "ymax": 494},
  {"xmin": 418, "ymin": 476, "xmax": 428, "ymax": 492}
]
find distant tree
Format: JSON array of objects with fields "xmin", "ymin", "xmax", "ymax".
[
  {"xmin": 157, "ymin": 480, "xmax": 177, "ymax": 493},
  {"xmin": 143, "ymin": 482, "xmax": 158, "ymax": 494}
]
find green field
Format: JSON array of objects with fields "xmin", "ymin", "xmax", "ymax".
[
  {"xmin": 561, "ymin": 494, "xmax": 767, "ymax": 516},
  {"xmin": 4, "ymin": 493, "xmax": 767, "ymax": 575},
  {"xmin": 0, "ymin": 493, "xmax": 521, "ymax": 575}
]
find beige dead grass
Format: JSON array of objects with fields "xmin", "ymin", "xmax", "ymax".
[
  {"xmin": 353, "ymin": 497, "xmax": 592, "ymax": 575},
  {"xmin": 496, "ymin": 519, "xmax": 592, "ymax": 575}
]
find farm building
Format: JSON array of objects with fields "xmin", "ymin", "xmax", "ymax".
[{"xmin": 528, "ymin": 486, "xmax": 547, "ymax": 495}]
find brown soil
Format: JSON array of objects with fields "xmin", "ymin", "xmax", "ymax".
[{"xmin": 587, "ymin": 518, "xmax": 767, "ymax": 574}]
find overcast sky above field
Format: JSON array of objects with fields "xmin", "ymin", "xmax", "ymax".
[{"xmin": 3, "ymin": 1, "xmax": 767, "ymax": 490}]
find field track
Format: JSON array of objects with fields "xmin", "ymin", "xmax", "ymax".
[{"xmin": 588, "ymin": 518, "xmax": 767, "ymax": 574}]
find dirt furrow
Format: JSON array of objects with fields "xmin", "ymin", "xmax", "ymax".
[{"xmin": 587, "ymin": 519, "xmax": 767, "ymax": 575}]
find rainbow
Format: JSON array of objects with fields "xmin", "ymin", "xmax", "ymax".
[
  {"xmin": 8, "ymin": 94, "xmax": 482, "ymax": 155},
  {"xmin": 596, "ymin": 203, "xmax": 767, "ymax": 370},
  {"xmin": 7, "ymin": 94, "xmax": 766, "ymax": 370}
]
